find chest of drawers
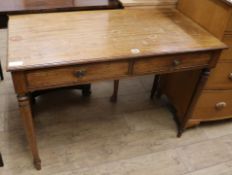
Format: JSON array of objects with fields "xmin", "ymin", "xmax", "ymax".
[{"xmin": 159, "ymin": 0, "xmax": 232, "ymax": 130}]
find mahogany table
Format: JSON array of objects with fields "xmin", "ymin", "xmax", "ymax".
[{"xmin": 7, "ymin": 9, "xmax": 226, "ymax": 170}]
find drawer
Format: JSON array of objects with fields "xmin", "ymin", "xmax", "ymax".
[
  {"xmin": 226, "ymin": 15, "xmax": 232, "ymax": 32},
  {"xmin": 26, "ymin": 61, "xmax": 129, "ymax": 90},
  {"xmin": 191, "ymin": 90, "xmax": 232, "ymax": 120},
  {"xmin": 205, "ymin": 62, "xmax": 232, "ymax": 90},
  {"xmin": 220, "ymin": 34, "xmax": 232, "ymax": 61},
  {"xmin": 133, "ymin": 52, "xmax": 211, "ymax": 75}
]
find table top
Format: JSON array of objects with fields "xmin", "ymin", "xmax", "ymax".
[
  {"xmin": 7, "ymin": 9, "xmax": 226, "ymax": 71},
  {"xmin": 0, "ymin": 0, "xmax": 122, "ymax": 14}
]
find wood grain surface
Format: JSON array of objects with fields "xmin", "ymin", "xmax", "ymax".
[
  {"xmin": 191, "ymin": 89, "xmax": 232, "ymax": 120},
  {"xmin": 205, "ymin": 62, "xmax": 232, "ymax": 90},
  {"xmin": 177, "ymin": 0, "xmax": 232, "ymax": 39},
  {"xmin": 7, "ymin": 9, "xmax": 226, "ymax": 71}
]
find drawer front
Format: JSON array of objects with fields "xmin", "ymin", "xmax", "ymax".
[
  {"xmin": 26, "ymin": 61, "xmax": 129, "ymax": 90},
  {"xmin": 133, "ymin": 52, "xmax": 211, "ymax": 75},
  {"xmin": 205, "ymin": 62, "xmax": 232, "ymax": 90},
  {"xmin": 191, "ymin": 90, "xmax": 232, "ymax": 120},
  {"xmin": 220, "ymin": 34, "xmax": 232, "ymax": 61},
  {"xmin": 226, "ymin": 15, "xmax": 232, "ymax": 32}
]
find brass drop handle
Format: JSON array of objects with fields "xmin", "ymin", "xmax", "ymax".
[
  {"xmin": 228, "ymin": 73, "xmax": 232, "ymax": 80},
  {"xmin": 215, "ymin": 102, "xmax": 227, "ymax": 110},
  {"xmin": 74, "ymin": 69, "xmax": 86, "ymax": 78},
  {"xmin": 173, "ymin": 59, "xmax": 181, "ymax": 67}
]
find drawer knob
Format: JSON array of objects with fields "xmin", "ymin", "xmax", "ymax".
[
  {"xmin": 228, "ymin": 73, "xmax": 232, "ymax": 80},
  {"xmin": 74, "ymin": 70, "xmax": 86, "ymax": 78},
  {"xmin": 173, "ymin": 59, "xmax": 181, "ymax": 66},
  {"xmin": 215, "ymin": 102, "xmax": 227, "ymax": 110}
]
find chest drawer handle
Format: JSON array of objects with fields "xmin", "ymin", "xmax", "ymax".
[
  {"xmin": 74, "ymin": 70, "xmax": 86, "ymax": 78},
  {"xmin": 173, "ymin": 59, "xmax": 181, "ymax": 67},
  {"xmin": 228, "ymin": 73, "xmax": 232, "ymax": 80},
  {"xmin": 215, "ymin": 102, "xmax": 227, "ymax": 110}
]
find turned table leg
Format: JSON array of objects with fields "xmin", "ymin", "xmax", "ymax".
[
  {"xmin": 17, "ymin": 94, "xmax": 41, "ymax": 170},
  {"xmin": 110, "ymin": 80, "xmax": 119, "ymax": 102}
]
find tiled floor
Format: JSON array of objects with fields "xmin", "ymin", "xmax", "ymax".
[{"xmin": 1, "ymin": 29, "xmax": 232, "ymax": 175}]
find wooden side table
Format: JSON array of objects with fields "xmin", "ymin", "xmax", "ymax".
[{"xmin": 7, "ymin": 9, "xmax": 226, "ymax": 169}]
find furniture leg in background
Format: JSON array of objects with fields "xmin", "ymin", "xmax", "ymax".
[
  {"xmin": 0, "ymin": 14, "xmax": 7, "ymax": 29},
  {"xmin": 111, "ymin": 74, "xmax": 160, "ymax": 102},
  {"xmin": 150, "ymin": 75, "xmax": 161, "ymax": 99},
  {"xmin": 81, "ymin": 84, "xmax": 91, "ymax": 97},
  {"xmin": 111, "ymin": 80, "xmax": 119, "ymax": 102},
  {"xmin": 0, "ymin": 62, "xmax": 3, "ymax": 80},
  {"xmin": 0, "ymin": 153, "xmax": 3, "ymax": 167}
]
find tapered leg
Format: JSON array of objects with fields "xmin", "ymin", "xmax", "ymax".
[
  {"xmin": 110, "ymin": 80, "xmax": 119, "ymax": 102},
  {"xmin": 0, "ymin": 62, "xmax": 3, "ymax": 80},
  {"xmin": 150, "ymin": 75, "xmax": 160, "ymax": 99},
  {"xmin": 177, "ymin": 127, "xmax": 184, "ymax": 138},
  {"xmin": 18, "ymin": 95, "xmax": 41, "ymax": 170}
]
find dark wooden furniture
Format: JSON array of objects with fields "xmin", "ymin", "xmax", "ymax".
[
  {"xmin": 0, "ymin": 153, "xmax": 3, "ymax": 167},
  {"xmin": 155, "ymin": 0, "xmax": 232, "ymax": 135},
  {"xmin": 7, "ymin": 9, "xmax": 225, "ymax": 170},
  {"xmin": 0, "ymin": 0, "xmax": 122, "ymax": 28},
  {"xmin": 0, "ymin": 62, "xmax": 3, "ymax": 80}
]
